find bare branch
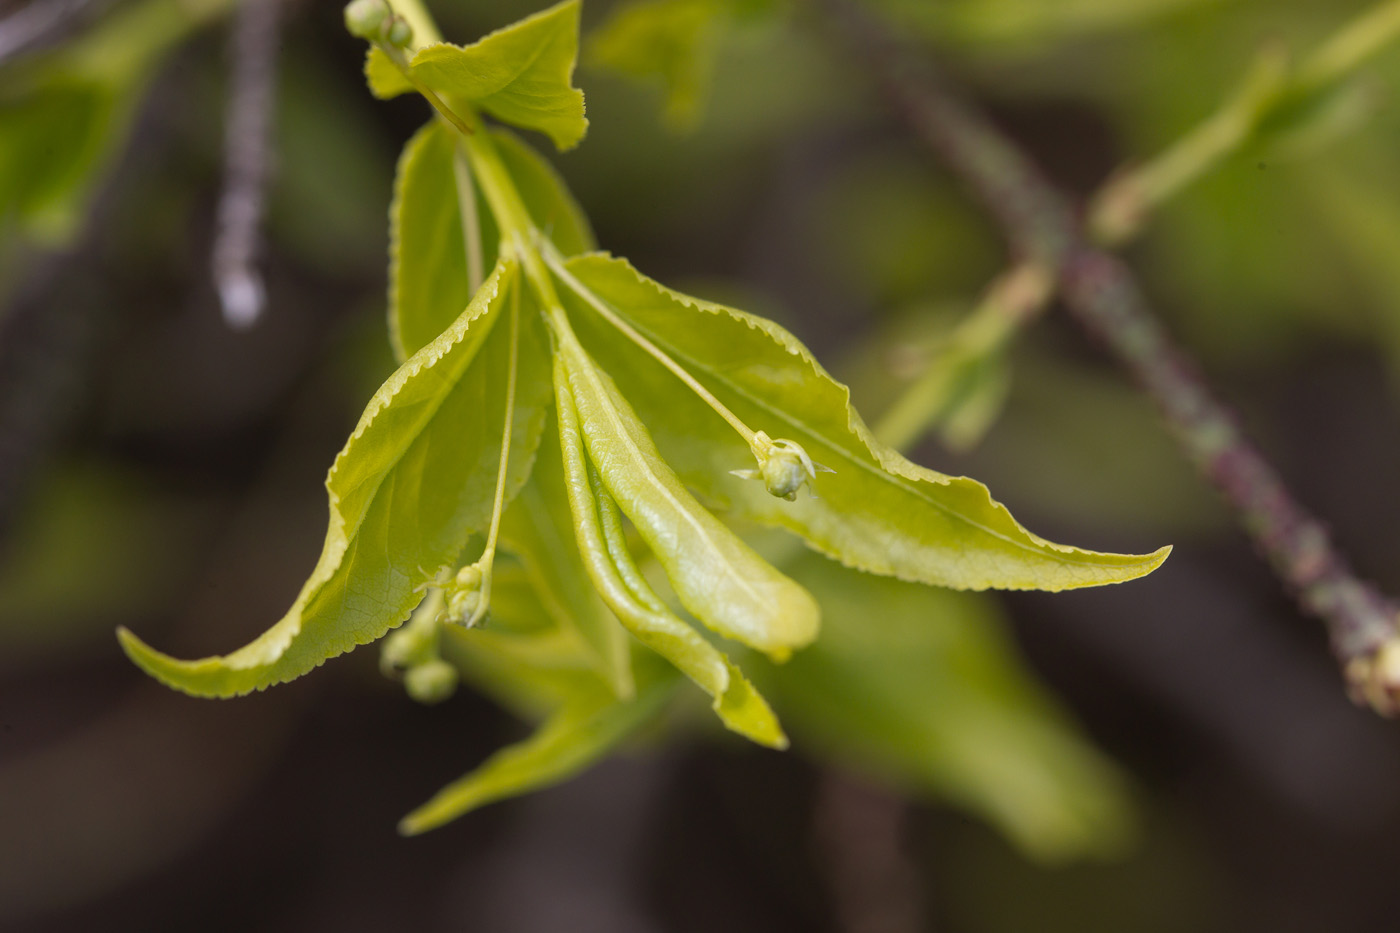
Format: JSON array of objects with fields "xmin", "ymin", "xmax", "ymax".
[
  {"xmin": 819, "ymin": 0, "xmax": 1400, "ymax": 714},
  {"xmin": 0, "ymin": 0, "xmax": 102, "ymax": 65}
]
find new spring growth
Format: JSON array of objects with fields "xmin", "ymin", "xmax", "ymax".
[
  {"xmin": 437, "ymin": 563, "xmax": 487, "ymax": 628},
  {"xmin": 732, "ymin": 431, "xmax": 833, "ymax": 501},
  {"xmin": 343, "ymin": 0, "xmax": 412, "ymax": 46}
]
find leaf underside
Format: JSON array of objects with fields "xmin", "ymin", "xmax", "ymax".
[{"xmin": 119, "ymin": 260, "xmax": 552, "ymax": 696}]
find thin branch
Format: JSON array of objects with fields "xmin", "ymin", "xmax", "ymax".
[
  {"xmin": 819, "ymin": 0, "xmax": 1400, "ymax": 714},
  {"xmin": 0, "ymin": 0, "xmax": 102, "ymax": 64},
  {"xmin": 211, "ymin": 0, "xmax": 281, "ymax": 330}
]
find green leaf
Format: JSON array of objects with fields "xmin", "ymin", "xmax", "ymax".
[
  {"xmin": 118, "ymin": 260, "xmax": 553, "ymax": 695},
  {"xmin": 388, "ymin": 121, "xmax": 473, "ymax": 362},
  {"xmin": 377, "ymin": 0, "xmax": 589, "ymax": 150},
  {"xmin": 768, "ymin": 552, "xmax": 1136, "ymax": 862},
  {"xmin": 587, "ymin": 0, "xmax": 722, "ymax": 131},
  {"xmin": 500, "ymin": 417, "xmax": 635, "ymax": 700},
  {"xmin": 365, "ymin": 46, "xmax": 413, "ymax": 99},
  {"xmin": 0, "ymin": 81, "xmax": 120, "ymax": 243},
  {"xmin": 399, "ymin": 676, "xmax": 675, "ymax": 834},
  {"xmin": 558, "ymin": 253, "xmax": 1170, "ymax": 591},
  {"xmin": 554, "ymin": 323, "xmax": 820, "ymax": 659},
  {"xmin": 389, "ymin": 122, "xmax": 595, "ymax": 361},
  {"xmin": 554, "ymin": 355, "xmax": 787, "ymax": 747}
]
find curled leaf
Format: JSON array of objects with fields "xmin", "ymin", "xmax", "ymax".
[
  {"xmin": 500, "ymin": 420, "xmax": 635, "ymax": 699},
  {"xmin": 399, "ymin": 677, "xmax": 674, "ymax": 834},
  {"xmin": 119, "ymin": 260, "xmax": 552, "ymax": 696},
  {"xmin": 554, "ymin": 324, "xmax": 820, "ymax": 659},
  {"xmin": 371, "ymin": 0, "xmax": 588, "ymax": 150},
  {"xmin": 555, "ymin": 356, "xmax": 786, "ymax": 747},
  {"xmin": 559, "ymin": 253, "xmax": 1170, "ymax": 592}
]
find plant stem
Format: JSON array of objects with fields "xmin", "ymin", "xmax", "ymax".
[
  {"xmin": 451, "ymin": 144, "xmax": 484, "ymax": 294},
  {"xmin": 387, "ymin": 0, "xmax": 440, "ymax": 48},
  {"xmin": 873, "ymin": 261, "xmax": 1051, "ymax": 451},
  {"xmin": 467, "ymin": 272, "xmax": 521, "ymax": 627},
  {"xmin": 1089, "ymin": 0, "xmax": 1400, "ymax": 246},
  {"xmin": 1300, "ymin": 0, "xmax": 1400, "ymax": 89},
  {"xmin": 818, "ymin": 0, "xmax": 1400, "ymax": 713},
  {"xmin": 540, "ymin": 244, "xmax": 760, "ymax": 449}
]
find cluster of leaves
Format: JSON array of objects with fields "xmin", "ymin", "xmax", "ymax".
[{"xmin": 112, "ymin": 0, "xmax": 1168, "ymax": 854}]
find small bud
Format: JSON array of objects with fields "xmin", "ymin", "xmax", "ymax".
[
  {"xmin": 437, "ymin": 562, "xmax": 486, "ymax": 627},
  {"xmin": 760, "ymin": 447, "xmax": 808, "ymax": 500},
  {"xmin": 384, "ymin": 15, "xmax": 413, "ymax": 47},
  {"xmin": 734, "ymin": 433, "xmax": 832, "ymax": 501},
  {"xmin": 380, "ymin": 620, "xmax": 433, "ymax": 676},
  {"xmin": 405, "ymin": 659, "xmax": 459, "ymax": 704},
  {"xmin": 343, "ymin": 0, "xmax": 390, "ymax": 39}
]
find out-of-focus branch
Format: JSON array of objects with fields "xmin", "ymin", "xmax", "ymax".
[
  {"xmin": 873, "ymin": 261, "xmax": 1052, "ymax": 452},
  {"xmin": 818, "ymin": 0, "xmax": 1400, "ymax": 715},
  {"xmin": 211, "ymin": 0, "xmax": 281, "ymax": 330},
  {"xmin": 0, "ymin": 0, "xmax": 102, "ymax": 64}
]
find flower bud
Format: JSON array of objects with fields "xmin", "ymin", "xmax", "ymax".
[
  {"xmin": 733, "ymin": 433, "xmax": 831, "ymax": 501},
  {"xmin": 384, "ymin": 16, "xmax": 413, "ymax": 47},
  {"xmin": 380, "ymin": 619, "xmax": 433, "ymax": 675},
  {"xmin": 760, "ymin": 446, "xmax": 809, "ymax": 500},
  {"xmin": 343, "ymin": 0, "xmax": 390, "ymax": 39},
  {"xmin": 405, "ymin": 659, "xmax": 459, "ymax": 704},
  {"xmin": 437, "ymin": 563, "xmax": 486, "ymax": 627}
]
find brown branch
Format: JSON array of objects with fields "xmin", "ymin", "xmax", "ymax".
[{"xmin": 818, "ymin": 0, "xmax": 1400, "ymax": 714}]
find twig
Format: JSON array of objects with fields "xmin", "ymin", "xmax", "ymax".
[
  {"xmin": 0, "ymin": 0, "xmax": 102, "ymax": 64},
  {"xmin": 211, "ymin": 0, "xmax": 281, "ymax": 330},
  {"xmin": 819, "ymin": 0, "xmax": 1400, "ymax": 714}
]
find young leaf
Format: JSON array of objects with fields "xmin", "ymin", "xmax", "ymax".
[
  {"xmin": 390, "ymin": 122, "xmax": 595, "ymax": 361},
  {"xmin": 399, "ymin": 676, "xmax": 675, "ymax": 834},
  {"xmin": 117, "ymin": 261, "xmax": 552, "ymax": 696},
  {"xmin": 375, "ymin": 0, "xmax": 588, "ymax": 150},
  {"xmin": 587, "ymin": 0, "xmax": 722, "ymax": 131},
  {"xmin": 554, "ymin": 326, "xmax": 820, "ymax": 659},
  {"xmin": 388, "ymin": 121, "xmax": 473, "ymax": 362},
  {"xmin": 768, "ymin": 551, "xmax": 1136, "ymax": 862},
  {"xmin": 555, "ymin": 357, "xmax": 786, "ymax": 747},
  {"xmin": 500, "ymin": 420, "xmax": 635, "ymax": 700},
  {"xmin": 557, "ymin": 253, "xmax": 1170, "ymax": 591}
]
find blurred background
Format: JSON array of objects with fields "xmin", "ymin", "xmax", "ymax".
[{"xmin": 5, "ymin": 0, "xmax": 1400, "ymax": 929}]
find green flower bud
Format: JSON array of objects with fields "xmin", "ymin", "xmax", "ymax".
[
  {"xmin": 343, "ymin": 0, "xmax": 389, "ymax": 39},
  {"xmin": 732, "ymin": 433, "xmax": 832, "ymax": 501},
  {"xmin": 384, "ymin": 16, "xmax": 413, "ymax": 47},
  {"xmin": 380, "ymin": 619, "xmax": 433, "ymax": 676},
  {"xmin": 404, "ymin": 659, "xmax": 458, "ymax": 704},
  {"xmin": 437, "ymin": 562, "xmax": 486, "ymax": 627},
  {"xmin": 760, "ymin": 446, "xmax": 809, "ymax": 500}
]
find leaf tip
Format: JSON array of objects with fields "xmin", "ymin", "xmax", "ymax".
[{"xmin": 396, "ymin": 812, "xmax": 432, "ymax": 837}]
